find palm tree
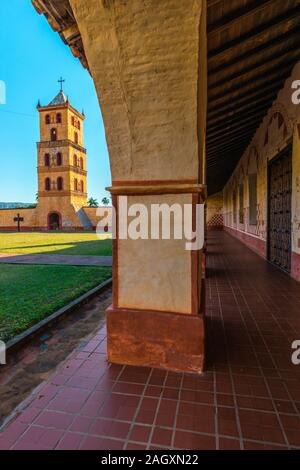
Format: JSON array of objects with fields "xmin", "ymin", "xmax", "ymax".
[
  {"xmin": 101, "ymin": 197, "xmax": 110, "ymax": 206},
  {"xmin": 88, "ymin": 197, "xmax": 99, "ymax": 207}
]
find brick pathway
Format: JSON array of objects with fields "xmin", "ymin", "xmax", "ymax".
[
  {"xmin": 0, "ymin": 231, "xmax": 299, "ymax": 450},
  {"xmin": 0, "ymin": 253, "xmax": 112, "ymax": 266}
]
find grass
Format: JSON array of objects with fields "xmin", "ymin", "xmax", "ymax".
[
  {"xmin": 0, "ymin": 232, "xmax": 112, "ymax": 256},
  {"xmin": 0, "ymin": 264, "xmax": 112, "ymax": 342}
]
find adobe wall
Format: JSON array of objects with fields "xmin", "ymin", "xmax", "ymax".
[{"xmin": 0, "ymin": 208, "xmax": 38, "ymax": 230}]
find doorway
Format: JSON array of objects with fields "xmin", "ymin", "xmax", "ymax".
[
  {"xmin": 268, "ymin": 145, "xmax": 292, "ymax": 273},
  {"xmin": 48, "ymin": 212, "xmax": 61, "ymax": 230}
]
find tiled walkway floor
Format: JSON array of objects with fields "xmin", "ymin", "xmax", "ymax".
[{"xmin": 0, "ymin": 231, "xmax": 300, "ymax": 450}]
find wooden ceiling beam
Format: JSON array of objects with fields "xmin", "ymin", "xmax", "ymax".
[
  {"xmin": 207, "ymin": 126, "xmax": 261, "ymax": 149},
  {"xmin": 207, "ymin": 129, "xmax": 256, "ymax": 151},
  {"xmin": 208, "ymin": 64, "xmax": 291, "ymax": 103},
  {"xmin": 207, "ymin": 145, "xmax": 251, "ymax": 163},
  {"xmin": 207, "ymin": 121, "xmax": 260, "ymax": 144},
  {"xmin": 208, "ymin": 0, "xmax": 275, "ymax": 35},
  {"xmin": 207, "ymin": 134, "xmax": 255, "ymax": 156},
  {"xmin": 207, "ymin": 106, "xmax": 267, "ymax": 135},
  {"xmin": 208, "ymin": 83, "xmax": 280, "ymax": 117},
  {"xmin": 208, "ymin": 97, "xmax": 274, "ymax": 127},
  {"xmin": 209, "ymin": 25, "xmax": 300, "ymax": 73},
  {"xmin": 208, "ymin": 5, "xmax": 300, "ymax": 59},
  {"xmin": 209, "ymin": 48, "xmax": 300, "ymax": 90}
]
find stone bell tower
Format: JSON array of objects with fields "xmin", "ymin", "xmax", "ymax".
[{"xmin": 36, "ymin": 79, "xmax": 87, "ymax": 230}]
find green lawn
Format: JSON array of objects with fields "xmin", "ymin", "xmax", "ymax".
[
  {"xmin": 0, "ymin": 264, "xmax": 112, "ymax": 342},
  {"xmin": 0, "ymin": 232, "xmax": 112, "ymax": 256}
]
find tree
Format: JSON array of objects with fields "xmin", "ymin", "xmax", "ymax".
[
  {"xmin": 88, "ymin": 197, "xmax": 99, "ymax": 207},
  {"xmin": 101, "ymin": 197, "xmax": 110, "ymax": 206}
]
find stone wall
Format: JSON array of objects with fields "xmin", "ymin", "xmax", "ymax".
[{"xmin": 223, "ymin": 62, "xmax": 300, "ymax": 281}]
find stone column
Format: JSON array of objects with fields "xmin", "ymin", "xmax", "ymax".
[{"xmin": 70, "ymin": 0, "xmax": 207, "ymax": 373}]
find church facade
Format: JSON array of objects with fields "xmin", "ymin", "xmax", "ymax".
[{"xmin": 0, "ymin": 86, "xmax": 109, "ymax": 231}]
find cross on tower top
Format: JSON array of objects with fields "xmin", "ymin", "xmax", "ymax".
[{"xmin": 58, "ymin": 77, "xmax": 65, "ymax": 91}]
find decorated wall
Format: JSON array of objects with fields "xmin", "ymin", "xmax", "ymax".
[
  {"xmin": 223, "ymin": 62, "xmax": 300, "ymax": 281},
  {"xmin": 207, "ymin": 192, "xmax": 223, "ymax": 230}
]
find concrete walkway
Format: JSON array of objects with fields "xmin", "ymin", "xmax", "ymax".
[{"xmin": 0, "ymin": 253, "xmax": 112, "ymax": 266}]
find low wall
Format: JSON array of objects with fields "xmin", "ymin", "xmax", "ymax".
[{"xmin": 0, "ymin": 208, "xmax": 38, "ymax": 230}]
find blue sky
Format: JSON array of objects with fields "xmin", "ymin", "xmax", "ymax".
[{"xmin": 0, "ymin": 0, "xmax": 111, "ymax": 203}]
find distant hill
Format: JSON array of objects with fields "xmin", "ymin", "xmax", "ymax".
[{"xmin": 0, "ymin": 202, "xmax": 35, "ymax": 209}]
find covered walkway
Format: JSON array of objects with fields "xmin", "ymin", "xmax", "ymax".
[{"xmin": 0, "ymin": 231, "xmax": 299, "ymax": 450}]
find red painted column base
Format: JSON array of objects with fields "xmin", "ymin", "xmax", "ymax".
[{"xmin": 106, "ymin": 306, "xmax": 205, "ymax": 374}]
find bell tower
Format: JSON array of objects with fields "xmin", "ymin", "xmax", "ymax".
[{"xmin": 36, "ymin": 80, "xmax": 87, "ymax": 229}]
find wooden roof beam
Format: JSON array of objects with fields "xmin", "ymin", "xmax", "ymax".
[
  {"xmin": 207, "ymin": 133, "xmax": 255, "ymax": 155},
  {"xmin": 209, "ymin": 25, "xmax": 300, "ymax": 73},
  {"xmin": 207, "ymin": 106, "xmax": 267, "ymax": 135},
  {"xmin": 208, "ymin": 82, "xmax": 281, "ymax": 116},
  {"xmin": 208, "ymin": 64, "xmax": 292, "ymax": 102},
  {"xmin": 209, "ymin": 48, "xmax": 300, "ymax": 90},
  {"xmin": 208, "ymin": 0, "xmax": 275, "ymax": 35},
  {"xmin": 208, "ymin": 5, "xmax": 300, "ymax": 59},
  {"xmin": 208, "ymin": 96, "xmax": 275, "ymax": 127},
  {"xmin": 207, "ymin": 121, "xmax": 261, "ymax": 144}
]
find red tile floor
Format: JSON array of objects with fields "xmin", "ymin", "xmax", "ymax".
[{"xmin": 0, "ymin": 231, "xmax": 300, "ymax": 450}]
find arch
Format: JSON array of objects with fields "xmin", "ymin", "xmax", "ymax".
[
  {"xmin": 56, "ymin": 152, "xmax": 62, "ymax": 166},
  {"xmin": 74, "ymin": 132, "xmax": 78, "ymax": 144},
  {"xmin": 45, "ymin": 177, "xmax": 51, "ymax": 191},
  {"xmin": 71, "ymin": 116, "xmax": 75, "ymax": 126},
  {"xmin": 80, "ymin": 157, "xmax": 84, "ymax": 169},
  {"xmin": 264, "ymin": 104, "xmax": 292, "ymax": 148},
  {"xmin": 73, "ymin": 154, "xmax": 78, "ymax": 167},
  {"xmin": 45, "ymin": 114, "xmax": 50, "ymax": 124},
  {"xmin": 57, "ymin": 177, "xmax": 63, "ymax": 191},
  {"xmin": 48, "ymin": 212, "xmax": 61, "ymax": 231},
  {"xmin": 80, "ymin": 180, "xmax": 84, "ymax": 193},
  {"xmin": 44, "ymin": 153, "xmax": 50, "ymax": 166},
  {"xmin": 56, "ymin": 113, "xmax": 62, "ymax": 124},
  {"xmin": 50, "ymin": 128, "xmax": 57, "ymax": 141},
  {"xmin": 74, "ymin": 178, "xmax": 78, "ymax": 191}
]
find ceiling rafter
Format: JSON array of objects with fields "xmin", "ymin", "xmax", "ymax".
[
  {"xmin": 208, "ymin": 4, "xmax": 300, "ymax": 59},
  {"xmin": 209, "ymin": 25, "xmax": 300, "ymax": 73},
  {"xmin": 208, "ymin": 0, "xmax": 275, "ymax": 35}
]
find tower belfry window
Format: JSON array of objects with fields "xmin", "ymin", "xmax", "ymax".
[
  {"xmin": 50, "ymin": 128, "xmax": 57, "ymax": 141},
  {"xmin": 45, "ymin": 178, "xmax": 51, "ymax": 191},
  {"xmin": 57, "ymin": 152, "xmax": 62, "ymax": 166},
  {"xmin": 57, "ymin": 177, "xmax": 63, "ymax": 191},
  {"xmin": 56, "ymin": 113, "xmax": 62, "ymax": 124}
]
